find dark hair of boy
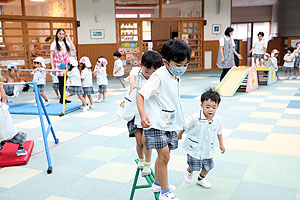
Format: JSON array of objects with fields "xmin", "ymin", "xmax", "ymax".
[
  {"xmin": 257, "ymin": 32, "xmax": 264, "ymax": 37},
  {"xmin": 68, "ymin": 63, "xmax": 75, "ymax": 71},
  {"xmin": 224, "ymin": 27, "xmax": 234, "ymax": 37},
  {"xmin": 141, "ymin": 51, "xmax": 162, "ymax": 69},
  {"xmin": 287, "ymin": 46, "xmax": 294, "ymax": 53},
  {"xmin": 161, "ymin": 39, "xmax": 192, "ymax": 63},
  {"xmin": 113, "ymin": 51, "xmax": 121, "ymax": 58},
  {"xmin": 296, "ymin": 42, "xmax": 300, "ymax": 46},
  {"xmin": 201, "ymin": 88, "xmax": 221, "ymax": 104}
]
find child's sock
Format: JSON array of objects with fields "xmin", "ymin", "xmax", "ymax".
[
  {"xmin": 153, "ymin": 181, "xmax": 160, "ymax": 186},
  {"xmin": 198, "ymin": 174, "xmax": 205, "ymax": 181},
  {"xmin": 18, "ymin": 146, "xmax": 23, "ymax": 150},
  {"xmin": 142, "ymin": 162, "xmax": 151, "ymax": 176},
  {"xmin": 161, "ymin": 188, "xmax": 170, "ymax": 195},
  {"xmin": 187, "ymin": 167, "xmax": 193, "ymax": 173},
  {"xmin": 137, "ymin": 158, "xmax": 144, "ymax": 169}
]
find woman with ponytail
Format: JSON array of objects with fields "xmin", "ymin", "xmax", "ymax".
[{"xmin": 50, "ymin": 28, "xmax": 76, "ymax": 104}]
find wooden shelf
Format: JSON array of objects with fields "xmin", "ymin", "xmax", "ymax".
[
  {"xmin": 120, "ymin": 40, "xmax": 139, "ymax": 43},
  {"xmin": 120, "ymin": 34, "xmax": 138, "ymax": 36},
  {"xmin": 121, "ymin": 53, "xmax": 140, "ymax": 55},
  {"xmin": 120, "ymin": 28, "xmax": 138, "ymax": 30}
]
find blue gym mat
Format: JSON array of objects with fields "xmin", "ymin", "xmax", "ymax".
[{"xmin": 7, "ymin": 102, "xmax": 82, "ymax": 116}]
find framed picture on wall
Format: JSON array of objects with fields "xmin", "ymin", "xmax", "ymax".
[
  {"xmin": 212, "ymin": 24, "xmax": 221, "ymax": 34},
  {"xmin": 90, "ymin": 29, "xmax": 105, "ymax": 39}
]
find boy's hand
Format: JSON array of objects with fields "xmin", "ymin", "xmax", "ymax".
[
  {"xmin": 129, "ymin": 83, "xmax": 140, "ymax": 95},
  {"xmin": 220, "ymin": 144, "xmax": 225, "ymax": 154},
  {"xmin": 141, "ymin": 114, "xmax": 151, "ymax": 128},
  {"xmin": 237, "ymin": 54, "xmax": 243, "ymax": 59},
  {"xmin": 177, "ymin": 130, "xmax": 185, "ymax": 140}
]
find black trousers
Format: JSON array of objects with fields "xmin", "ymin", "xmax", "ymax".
[
  {"xmin": 58, "ymin": 76, "xmax": 65, "ymax": 104},
  {"xmin": 220, "ymin": 68, "xmax": 231, "ymax": 82}
]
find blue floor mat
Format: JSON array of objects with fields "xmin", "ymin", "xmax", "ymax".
[
  {"xmin": 8, "ymin": 102, "xmax": 81, "ymax": 115},
  {"xmin": 180, "ymin": 95, "xmax": 198, "ymax": 99},
  {"xmin": 287, "ymin": 100, "xmax": 300, "ymax": 109}
]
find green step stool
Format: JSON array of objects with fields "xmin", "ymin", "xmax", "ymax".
[{"xmin": 129, "ymin": 159, "xmax": 159, "ymax": 200}]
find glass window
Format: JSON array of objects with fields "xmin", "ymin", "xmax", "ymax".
[
  {"xmin": 0, "ymin": 0, "xmax": 22, "ymax": 15},
  {"xmin": 143, "ymin": 21, "xmax": 151, "ymax": 41},
  {"xmin": 232, "ymin": 23, "xmax": 248, "ymax": 41},
  {"xmin": 162, "ymin": 0, "xmax": 202, "ymax": 18},
  {"xmin": 25, "ymin": 0, "xmax": 74, "ymax": 17},
  {"xmin": 116, "ymin": 0, "xmax": 159, "ymax": 18},
  {"xmin": 252, "ymin": 22, "xmax": 270, "ymax": 44}
]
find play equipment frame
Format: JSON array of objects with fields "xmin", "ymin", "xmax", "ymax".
[{"xmin": 3, "ymin": 81, "xmax": 59, "ymax": 174}]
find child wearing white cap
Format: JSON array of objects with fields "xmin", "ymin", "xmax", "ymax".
[
  {"xmin": 79, "ymin": 56, "xmax": 94, "ymax": 109},
  {"xmin": 32, "ymin": 57, "xmax": 49, "ymax": 106},
  {"xmin": 67, "ymin": 57, "xmax": 88, "ymax": 112}
]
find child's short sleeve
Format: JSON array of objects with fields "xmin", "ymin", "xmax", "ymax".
[
  {"xmin": 81, "ymin": 69, "xmax": 85, "ymax": 79},
  {"xmin": 138, "ymin": 74, "xmax": 161, "ymax": 100},
  {"xmin": 50, "ymin": 42, "xmax": 56, "ymax": 52},
  {"xmin": 130, "ymin": 67, "xmax": 140, "ymax": 76}
]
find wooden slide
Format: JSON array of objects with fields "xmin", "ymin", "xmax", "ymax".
[{"xmin": 216, "ymin": 67, "xmax": 253, "ymax": 97}]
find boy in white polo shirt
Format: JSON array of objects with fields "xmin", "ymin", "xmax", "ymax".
[
  {"xmin": 178, "ymin": 88, "xmax": 225, "ymax": 189},
  {"xmin": 249, "ymin": 32, "xmax": 267, "ymax": 67},
  {"xmin": 137, "ymin": 39, "xmax": 191, "ymax": 200}
]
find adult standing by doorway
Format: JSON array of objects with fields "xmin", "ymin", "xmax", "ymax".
[
  {"xmin": 50, "ymin": 28, "xmax": 76, "ymax": 104},
  {"xmin": 217, "ymin": 27, "xmax": 242, "ymax": 82}
]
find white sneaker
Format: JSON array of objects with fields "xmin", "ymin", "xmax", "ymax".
[
  {"xmin": 82, "ymin": 106, "xmax": 89, "ymax": 112},
  {"xmin": 196, "ymin": 178, "xmax": 212, "ymax": 189},
  {"xmin": 34, "ymin": 103, "xmax": 37, "ymax": 107},
  {"xmin": 94, "ymin": 99, "xmax": 102, "ymax": 103},
  {"xmin": 102, "ymin": 99, "xmax": 107, "ymax": 102},
  {"xmin": 89, "ymin": 104, "xmax": 95, "ymax": 109},
  {"xmin": 151, "ymin": 183, "xmax": 176, "ymax": 193},
  {"xmin": 159, "ymin": 191, "xmax": 179, "ymax": 200},
  {"xmin": 289, "ymin": 77, "xmax": 293, "ymax": 80},
  {"xmin": 296, "ymin": 76, "xmax": 300, "ymax": 80},
  {"xmin": 44, "ymin": 101, "xmax": 49, "ymax": 106},
  {"xmin": 184, "ymin": 170, "xmax": 193, "ymax": 184}
]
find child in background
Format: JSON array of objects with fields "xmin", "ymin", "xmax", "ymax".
[
  {"xmin": 67, "ymin": 57, "xmax": 88, "ymax": 112},
  {"xmin": 79, "ymin": 56, "xmax": 94, "ymax": 109},
  {"xmin": 178, "ymin": 88, "xmax": 225, "ymax": 189},
  {"xmin": 113, "ymin": 51, "xmax": 126, "ymax": 89},
  {"xmin": 249, "ymin": 32, "xmax": 267, "ymax": 67},
  {"xmin": 2, "ymin": 64, "xmax": 29, "ymax": 99},
  {"xmin": 283, "ymin": 46, "xmax": 300, "ymax": 80},
  {"xmin": 32, "ymin": 57, "xmax": 49, "ymax": 106},
  {"xmin": 137, "ymin": 39, "xmax": 191, "ymax": 200},
  {"xmin": 0, "ymin": 82, "xmax": 28, "ymax": 156},
  {"xmin": 93, "ymin": 56, "xmax": 108, "ymax": 103},
  {"xmin": 50, "ymin": 72, "xmax": 59, "ymax": 99},
  {"xmin": 294, "ymin": 42, "xmax": 300, "ymax": 79},
  {"xmin": 270, "ymin": 49, "xmax": 280, "ymax": 80}
]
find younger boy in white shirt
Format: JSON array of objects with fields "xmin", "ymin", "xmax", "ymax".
[{"xmin": 178, "ymin": 88, "xmax": 225, "ymax": 189}]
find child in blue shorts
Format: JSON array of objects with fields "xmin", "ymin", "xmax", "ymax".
[
  {"xmin": 137, "ymin": 39, "xmax": 191, "ymax": 200},
  {"xmin": 178, "ymin": 88, "xmax": 225, "ymax": 189}
]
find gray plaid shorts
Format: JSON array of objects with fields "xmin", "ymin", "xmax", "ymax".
[
  {"xmin": 52, "ymin": 83, "xmax": 59, "ymax": 90},
  {"xmin": 127, "ymin": 117, "xmax": 141, "ymax": 137},
  {"xmin": 253, "ymin": 54, "xmax": 264, "ymax": 59},
  {"xmin": 4, "ymin": 85, "xmax": 14, "ymax": 96},
  {"xmin": 2, "ymin": 131, "xmax": 27, "ymax": 146},
  {"xmin": 115, "ymin": 75, "xmax": 124, "ymax": 80},
  {"xmin": 83, "ymin": 86, "xmax": 94, "ymax": 95},
  {"xmin": 67, "ymin": 86, "xmax": 84, "ymax": 95},
  {"xmin": 98, "ymin": 85, "xmax": 107, "ymax": 93},
  {"xmin": 143, "ymin": 128, "xmax": 178, "ymax": 150},
  {"xmin": 37, "ymin": 84, "xmax": 45, "ymax": 93},
  {"xmin": 187, "ymin": 154, "xmax": 214, "ymax": 172},
  {"xmin": 284, "ymin": 67, "xmax": 293, "ymax": 73}
]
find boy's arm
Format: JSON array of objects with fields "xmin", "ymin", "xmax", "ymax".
[
  {"xmin": 0, "ymin": 82, "xmax": 7, "ymax": 104},
  {"xmin": 128, "ymin": 74, "xmax": 140, "ymax": 95},
  {"xmin": 291, "ymin": 47, "xmax": 300, "ymax": 60},
  {"xmin": 178, "ymin": 115, "xmax": 194, "ymax": 140},
  {"xmin": 137, "ymin": 93, "xmax": 151, "ymax": 128},
  {"xmin": 217, "ymin": 125, "xmax": 225, "ymax": 153}
]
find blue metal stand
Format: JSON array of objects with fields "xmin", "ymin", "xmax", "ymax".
[{"xmin": 29, "ymin": 82, "xmax": 58, "ymax": 174}]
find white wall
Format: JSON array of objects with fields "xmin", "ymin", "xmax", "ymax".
[
  {"xmin": 76, "ymin": 0, "xmax": 116, "ymax": 44},
  {"xmin": 204, "ymin": 0, "xmax": 231, "ymax": 41}
]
